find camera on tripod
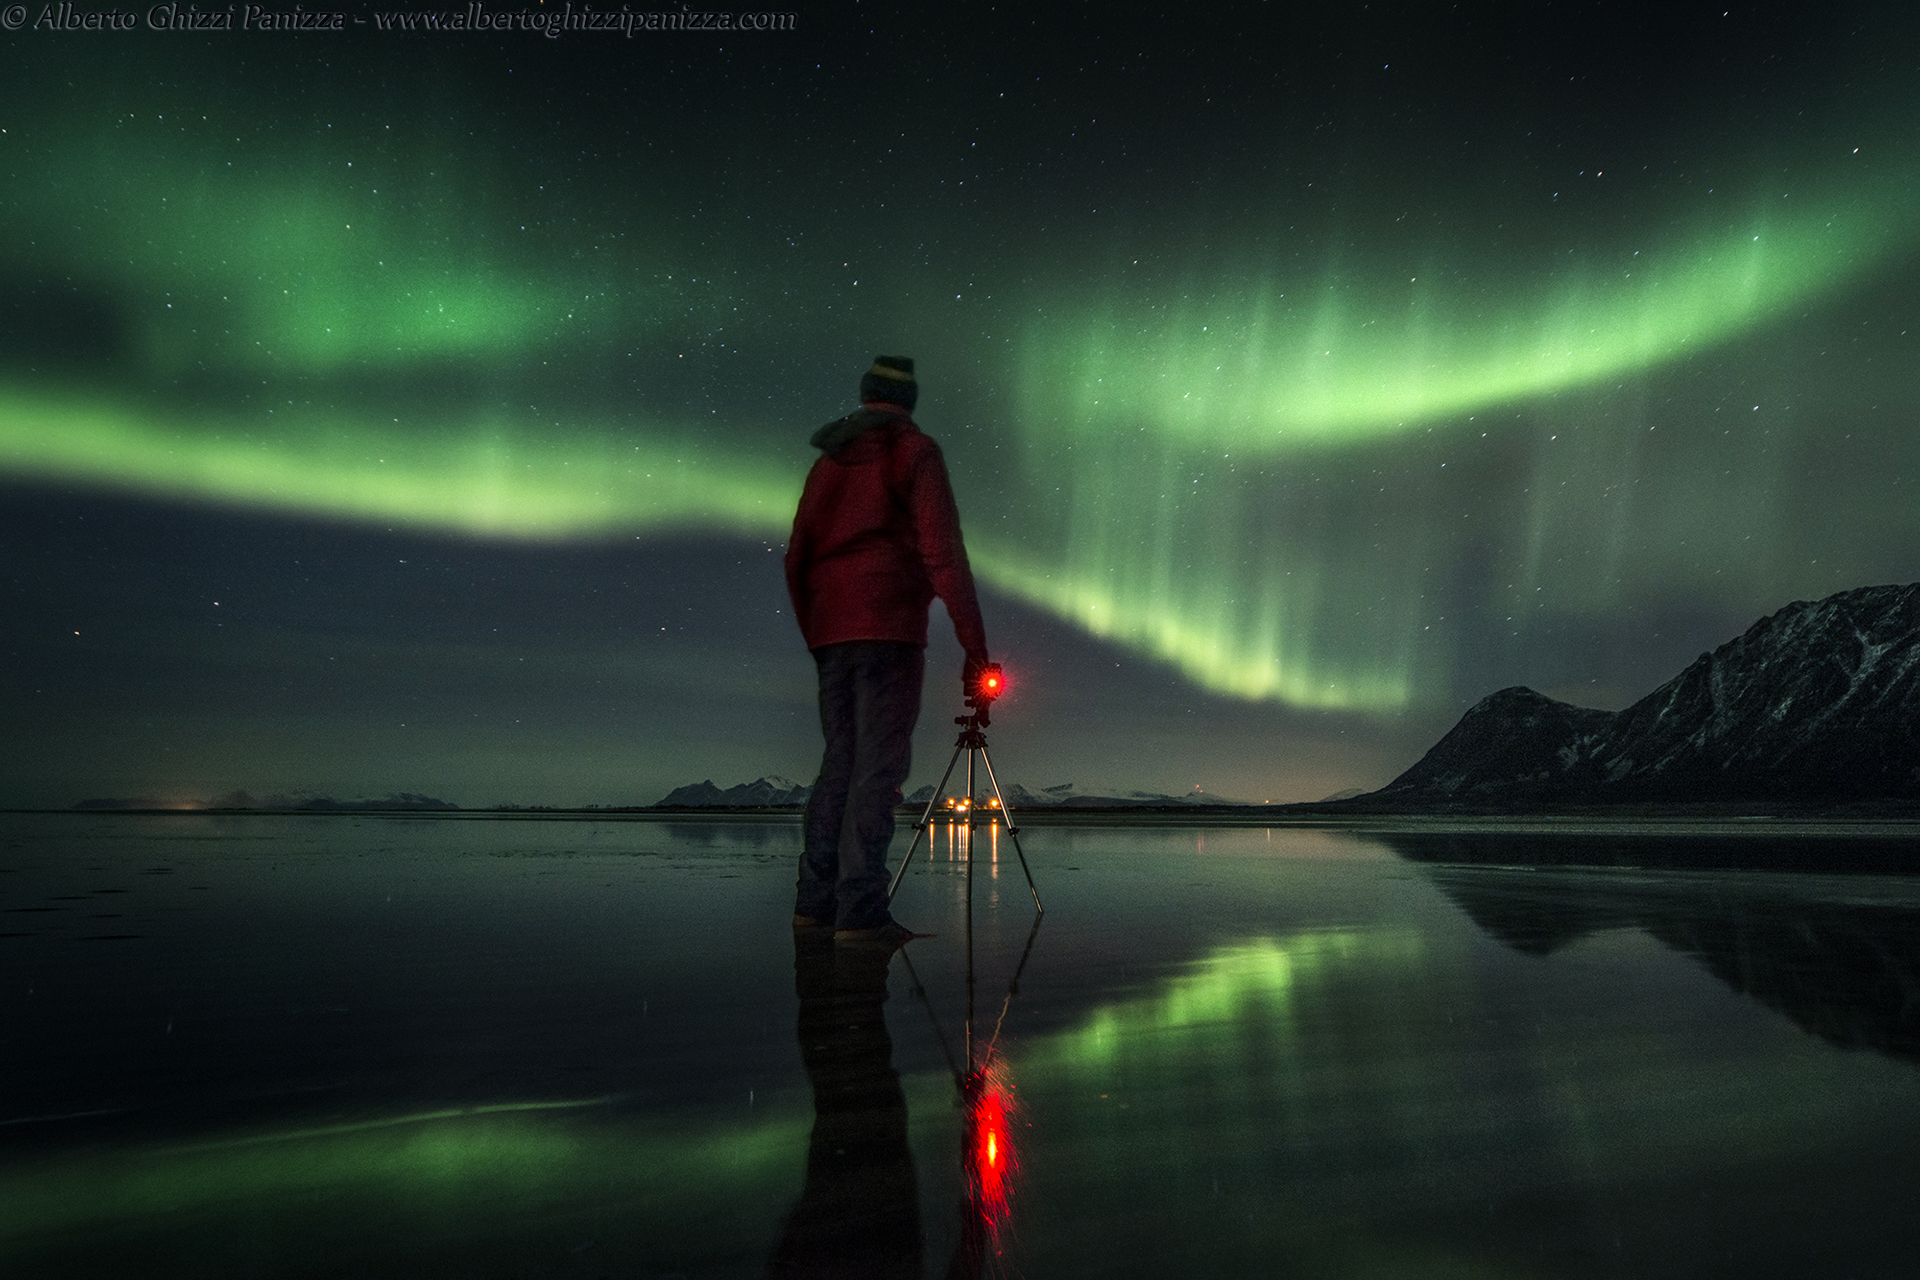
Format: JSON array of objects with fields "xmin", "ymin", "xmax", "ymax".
[{"xmin": 891, "ymin": 657, "xmax": 1043, "ymax": 914}]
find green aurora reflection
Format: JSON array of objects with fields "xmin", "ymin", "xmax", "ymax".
[
  {"xmin": 5, "ymin": 926, "xmax": 1899, "ymax": 1276},
  {"xmin": 0, "ymin": 933, "xmax": 1420, "ymax": 1237},
  {"xmin": 0, "ymin": 1099, "xmax": 811, "ymax": 1267},
  {"xmin": 0, "ymin": 932, "xmax": 1457, "ymax": 1267}
]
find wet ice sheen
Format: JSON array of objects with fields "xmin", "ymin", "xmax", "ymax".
[{"xmin": 2, "ymin": 813, "xmax": 1917, "ymax": 1278}]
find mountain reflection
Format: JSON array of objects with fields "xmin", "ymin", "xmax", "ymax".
[{"xmin": 1387, "ymin": 833, "xmax": 1920, "ymax": 1066}]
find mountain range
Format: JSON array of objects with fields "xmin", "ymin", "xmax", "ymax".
[
  {"xmin": 914, "ymin": 781, "xmax": 1238, "ymax": 808},
  {"xmin": 654, "ymin": 777, "xmax": 814, "ymax": 808},
  {"xmin": 72, "ymin": 791, "xmax": 459, "ymax": 811},
  {"xmin": 1405, "ymin": 857, "xmax": 1920, "ymax": 1065},
  {"xmin": 653, "ymin": 777, "xmax": 1244, "ymax": 809},
  {"xmin": 1362, "ymin": 582, "xmax": 1920, "ymax": 808},
  {"xmin": 88, "ymin": 585, "xmax": 1912, "ymax": 816},
  {"xmin": 664, "ymin": 586, "xmax": 1920, "ymax": 812}
]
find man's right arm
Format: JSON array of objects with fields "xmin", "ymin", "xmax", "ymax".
[{"xmin": 906, "ymin": 442, "xmax": 989, "ymax": 665}]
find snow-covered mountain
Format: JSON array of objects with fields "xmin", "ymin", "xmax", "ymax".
[
  {"xmin": 654, "ymin": 776, "xmax": 812, "ymax": 807},
  {"xmin": 656, "ymin": 777, "xmax": 1246, "ymax": 809},
  {"xmin": 1371, "ymin": 583, "xmax": 1920, "ymax": 805},
  {"xmin": 905, "ymin": 781, "xmax": 1242, "ymax": 808}
]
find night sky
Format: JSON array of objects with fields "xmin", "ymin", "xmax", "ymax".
[{"xmin": 3, "ymin": 2, "xmax": 1917, "ymax": 809}]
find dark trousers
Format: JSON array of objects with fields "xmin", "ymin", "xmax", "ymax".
[{"xmin": 798, "ymin": 641, "xmax": 924, "ymax": 929}]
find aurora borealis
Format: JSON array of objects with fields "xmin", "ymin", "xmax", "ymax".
[{"xmin": 4, "ymin": 3, "xmax": 1919, "ymax": 805}]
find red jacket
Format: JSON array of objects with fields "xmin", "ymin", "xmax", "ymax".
[{"xmin": 785, "ymin": 408, "xmax": 989, "ymax": 657}]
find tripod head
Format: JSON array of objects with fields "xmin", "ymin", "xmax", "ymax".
[{"xmin": 960, "ymin": 662, "xmax": 1006, "ymax": 728}]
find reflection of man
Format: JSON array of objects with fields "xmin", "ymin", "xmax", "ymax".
[
  {"xmin": 785, "ymin": 356, "xmax": 990, "ymax": 941},
  {"xmin": 766, "ymin": 932, "xmax": 922, "ymax": 1279}
]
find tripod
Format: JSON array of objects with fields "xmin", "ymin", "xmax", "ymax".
[{"xmin": 887, "ymin": 704, "xmax": 1044, "ymax": 915}]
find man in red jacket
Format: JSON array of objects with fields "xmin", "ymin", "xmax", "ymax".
[{"xmin": 785, "ymin": 356, "xmax": 991, "ymax": 941}]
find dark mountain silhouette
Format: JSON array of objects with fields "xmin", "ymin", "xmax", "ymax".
[
  {"xmin": 1368, "ymin": 583, "xmax": 1920, "ymax": 807},
  {"xmin": 72, "ymin": 791, "xmax": 458, "ymax": 811},
  {"xmin": 654, "ymin": 776, "xmax": 812, "ymax": 807},
  {"xmin": 1403, "ymin": 856, "xmax": 1920, "ymax": 1068},
  {"xmin": 906, "ymin": 781, "xmax": 1240, "ymax": 808},
  {"xmin": 654, "ymin": 778, "xmax": 1247, "ymax": 810},
  {"xmin": 284, "ymin": 792, "xmax": 458, "ymax": 811}
]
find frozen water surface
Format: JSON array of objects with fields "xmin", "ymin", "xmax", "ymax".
[{"xmin": 3, "ymin": 812, "xmax": 1919, "ymax": 1278}]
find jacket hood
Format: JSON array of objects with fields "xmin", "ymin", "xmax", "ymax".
[{"xmin": 810, "ymin": 406, "xmax": 910, "ymax": 454}]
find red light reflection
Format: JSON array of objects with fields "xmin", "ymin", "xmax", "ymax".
[
  {"xmin": 961, "ymin": 1063, "xmax": 1015, "ymax": 1228},
  {"xmin": 949, "ymin": 1060, "xmax": 1018, "ymax": 1276}
]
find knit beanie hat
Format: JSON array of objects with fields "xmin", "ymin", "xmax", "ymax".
[{"xmin": 859, "ymin": 355, "xmax": 917, "ymax": 410}]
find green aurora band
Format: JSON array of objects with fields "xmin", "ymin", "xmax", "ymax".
[
  {"xmin": 4, "ymin": 123, "xmax": 1915, "ymax": 710},
  {"xmin": 7, "ymin": 104, "xmax": 648, "ymax": 374},
  {"xmin": 986, "ymin": 161, "xmax": 1920, "ymax": 707},
  {"xmin": 1019, "ymin": 168, "xmax": 1909, "ymax": 448},
  {"xmin": 0, "ymin": 380, "xmax": 1422, "ymax": 707},
  {"xmin": 0, "ymin": 386, "xmax": 797, "ymax": 541}
]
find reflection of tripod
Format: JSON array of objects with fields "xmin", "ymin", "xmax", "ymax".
[
  {"xmin": 887, "ymin": 704, "xmax": 1044, "ymax": 914},
  {"xmin": 899, "ymin": 906, "xmax": 1044, "ymax": 1279}
]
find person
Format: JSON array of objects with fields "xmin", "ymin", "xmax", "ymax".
[
  {"xmin": 784, "ymin": 355, "xmax": 990, "ymax": 942},
  {"xmin": 765, "ymin": 931, "xmax": 923, "ymax": 1277}
]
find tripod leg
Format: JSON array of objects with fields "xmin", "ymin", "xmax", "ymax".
[
  {"xmin": 965, "ymin": 761, "xmax": 975, "ymax": 1074},
  {"xmin": 975, "ymin": 744, "xmax": 1044, "ymax": 915},
  {"xmin": 984, "ymin": 910, "xmax": 1045, "ymax": 1060},
  {"xmin": 897, "ymin": 947, "xmax": 961, "ymax": 1082},
  {"xmin": 888, "ymin": 738, "xmax": 967, "ymax": 903}
]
